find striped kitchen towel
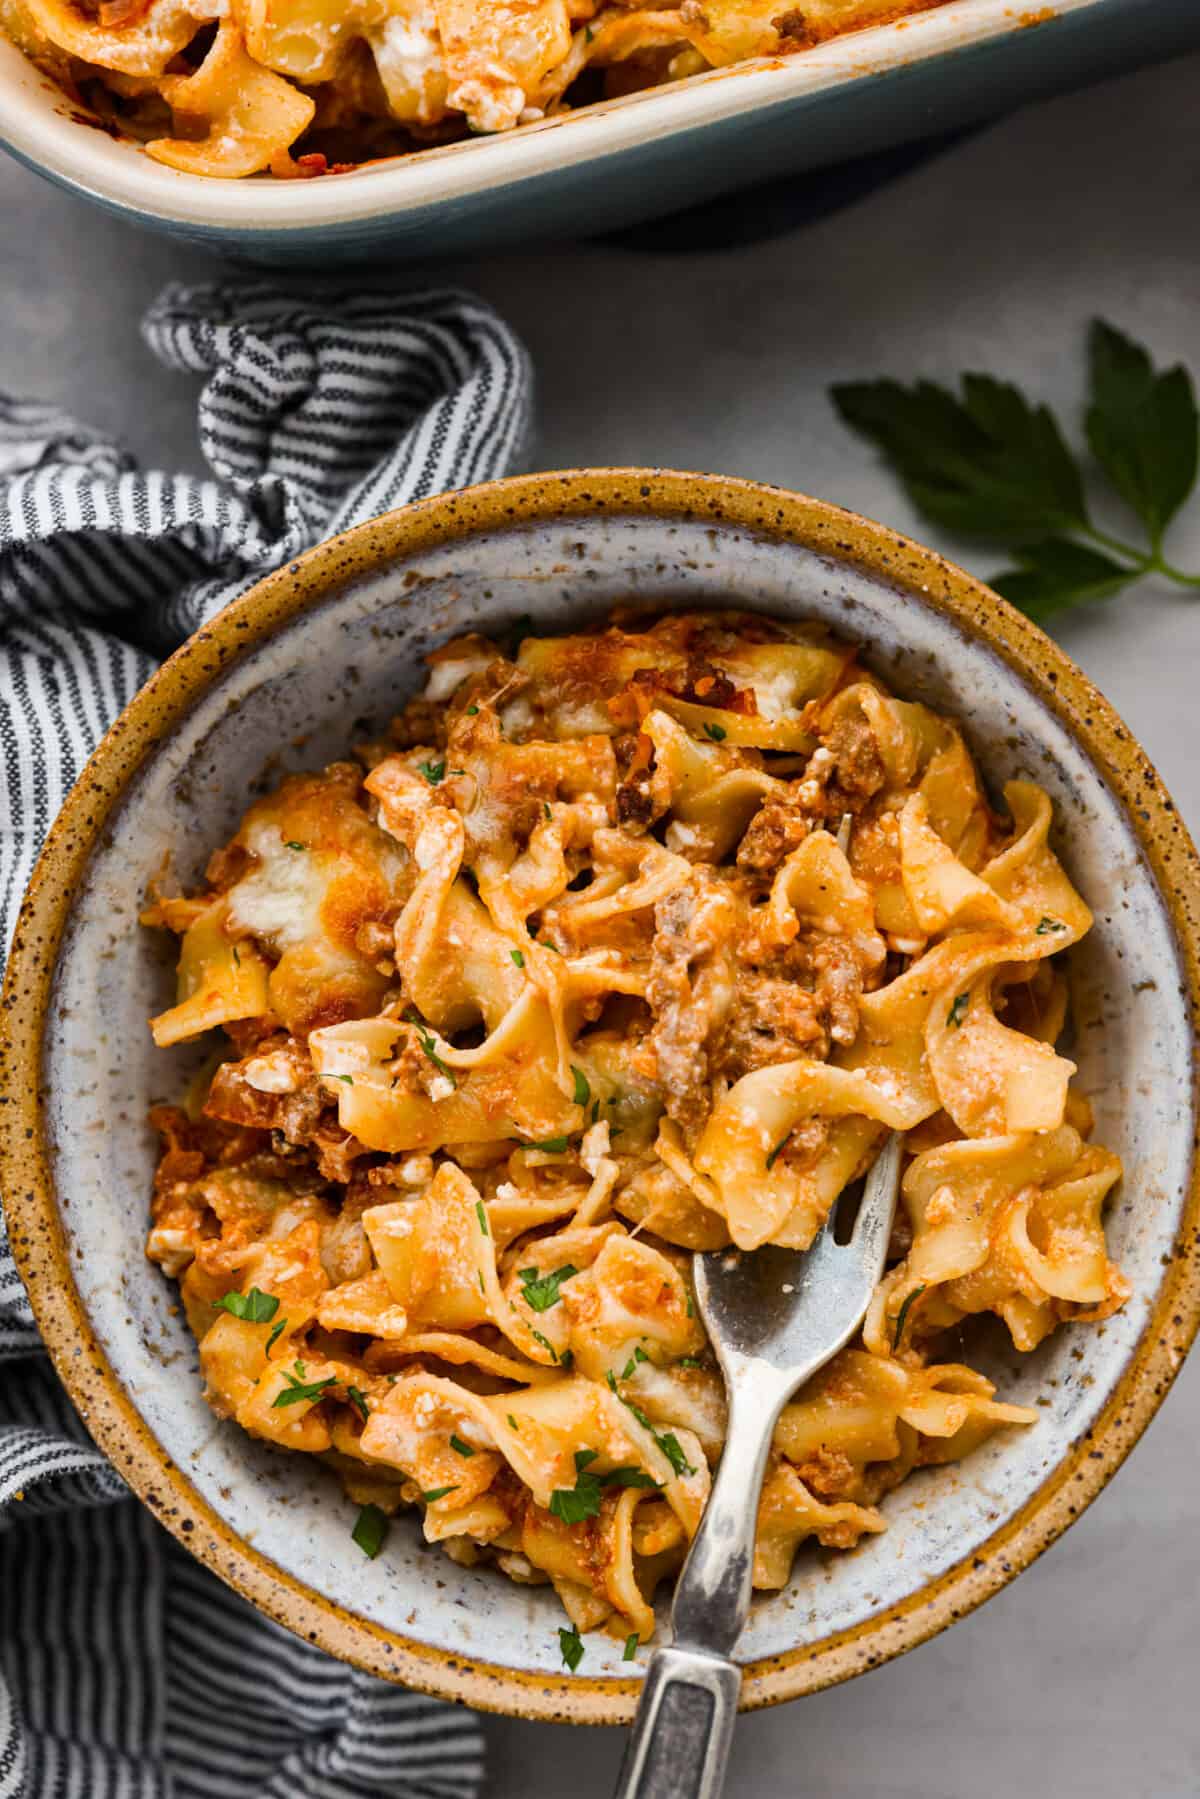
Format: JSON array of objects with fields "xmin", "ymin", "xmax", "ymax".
[{"xmin": 0, "ymin": 280, "xmax": 533, "ymax": 1799}]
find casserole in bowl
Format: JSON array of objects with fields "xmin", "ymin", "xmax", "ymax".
[
  {"xmin": 2, "ymin": 469, "xmax": 1199, "ymax": 1721},
  {"xmin": 1, "ymin": 0, "xmax": 1197, "ymax": 262}
]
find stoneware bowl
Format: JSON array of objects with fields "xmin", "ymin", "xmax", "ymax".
[
  {"xmin": 2, "ymin": 0, "xmax": 1198, "ymax": 263},
  {"xmin": 3, "ymin": 470, "xmax": 1199, "ymax": 1723}
]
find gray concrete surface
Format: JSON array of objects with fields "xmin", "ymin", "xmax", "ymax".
[{"xmin": 3, "ymin": 44, "xmax": 1199, "ymax": 1798}]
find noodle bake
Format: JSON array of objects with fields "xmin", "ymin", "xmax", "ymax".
[
  {"xmin": 144, "ymin": 609, "xmax": 1128, "ymax": 1656},
  {"xmin": 2, "ymin": 0, "xmax": 952, "ymax": 180}
]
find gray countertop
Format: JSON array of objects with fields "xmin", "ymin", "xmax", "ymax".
[{"xmin": 4, "ymin": 45, "xmax": 1199, "ymax": 1799}]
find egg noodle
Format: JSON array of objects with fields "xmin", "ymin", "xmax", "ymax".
[
  {"xmin": 5, "ymin": 0, "xmax": 949, "ymax": 180},
  {"xmin": 144, "ymin": 608, "xmax": 1128, "ymax": 1652}
]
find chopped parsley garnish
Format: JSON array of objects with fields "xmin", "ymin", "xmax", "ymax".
[
  {"xmin": 421, "ymin": 1485, "xmax": 458, "ymax": 1503},
  {"xmin": 559, "ymin": 1624, "xmax": 584, "ymax": 1671},
  {"xmin": 346, "ymin": 1386, "xmax": 370, "ymax": 1423},
  {"xmin": 506, "ymin": 1413, "xmax": 520, "ymax": 1432},
  {"xmin": 511, "ymin": 948, "xmax": 525, "ymax": 968},
  {"xmin": 519, "ymin": 1263, "xmax": 578, "ymax": 1312},
  {"xmin": 478, "ymin": 1272, "xmax": 486, "ymax": 1295},
  {"xmin": 449, "ymin": 1434, "xmax": 476, "ymax": 1458},
  {"xmin": 215, "ymin": 1286, "xmax": 278, "ymax": 1323},
  {"xmin": 703, "ymin": 722, "xmax": 727, "ymax": 742},
  {"xmin": 351, "ymin": 1503, "xmax": 388, "ymax": 1559},
  {"xmin": 571, "ymin": 1065, "xmax": 591, "ymax": 1108},
  {"xmin": 418, "ymin": 759, "xmax": 446, "ymax": 784},
  {"xmin": 525, "ymin": 1135, "xmax": 571, "ymax": 1153},
  {"xmin": 560, "ymin": 1348, "xmax": 574, "ymax": 1370},
  {"xmin": 266, "ymin": 1318, "xmax": 287, "ymax": 1354},
  {"xmin": 549, "ymin": 1450, "xmax": 604, "ymax": 1523},
  {"xmin": 465, "ymin": 705, "xmax": 479, "ymax": 716},
  {"xmin": 946, "ymin": 992, "xmax": 970, "ymax": 1029},
  {"xmin": 1036, "ymin": 915, "xmax": 1066, "ymax": 934},
  {"xmin": 765, "ymin": 1135, "xmax": 789, "ymax": 1171},
  {"xmin": 619, "ymin": 1345, "xmax": 649, "ymax": 1380},
  {"xmin": 603, "ymin": 1467, "xmax": 660, "ymax": 1491},
  {"xmin": 232, "ymin": 943, "xmax": 241, "ymax": 967},
  {"xmin": 406, "ymin": 1011, "xmax": 458, "ymax": 1088},
  {"xmin": 893, "ymin": 1284, "xmax": 927, "ymax": 1350},
  {"xmin": 605, "ymin": 1373, "xmax": 697, "ymax": 1477},
  {"xmin": 677, "ymin": 1356, "xmax": 703, "ymax": 1370},
  {"xmin": 655, "ymin": 1432, "xmax": 694, "ymax": 1478},
  {"xmin": 531, "ymin": 1328, "xmax": 563, "ymax": 1364},
  {"xmin": 285, "ymin": 841, "xmax": 306, "ymax": 852},
  {"xmin": 589, "ymin": 1098, "xmax": 600, "ymax": 1125},
  {"xmin": 540, "ymin": 938, "xmax": 562, "ymax": 955},
  {"xmin": 543, "ymin": 802, "xmax": 552, "ymax": 820},
  {"xmin": 475, "ymin": 1199, "xmax": 489, "ymax": 1236},
  {"xmin": 623, "ymin": 1633, "xmax": 639, "ymax": 1661},
  {"xmin": 272, "ymin": 1363, "xmax": 338, "ymax": 1409},
  {"xmin": 331, "ymin": 1072, "xmax": 354, "ymax": 1085}
]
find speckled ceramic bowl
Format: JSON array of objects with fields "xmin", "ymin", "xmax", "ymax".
[{"xmin": 3, "ymin": 470, "xmax": 1198, "ymax": 1723}]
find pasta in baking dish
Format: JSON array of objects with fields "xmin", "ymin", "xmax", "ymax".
[
  {"xmin": 144, "ymin": 608, "xmax": 1129, "ymax": 1656},
  {"xmin": 3, "ymin": 0, "xmax": 952, "ymax": 180}
]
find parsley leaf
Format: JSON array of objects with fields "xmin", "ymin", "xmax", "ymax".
[
  {"xmin": 421, "ymin": 1485, "xmax": 457, "ymax": 1503},
  {"xmin": 449, "ymin": 1434, "xmax": 476, "ymax": 1458},
  {"xmin": 1086, "ymin": 320, "xmax": 1199, "ymax": 549},
  {"xmin": 511, "ymin": 948, "xmax": 525, "ymax": 968},
  {"xmin": 406, "ymin": 1011, "xmax": 457, "ymax": 1089},
  {"xmin": 285, "ymin": 840, "xmax": 306, "ymax": 852},
  {"xmin": 618, "ymin": 1345, "xmax": 649, "ymax": 1380},
  {"xmin": 832, "ymin": 373, "xmax": 1087, "ymax": 540},
  {"xmin": 990, "ymin": 538, "xmax": 1134, "ymax": 623},
  {"xmin": 765, "ymin": 1135, "xmax": 788, "ymax": 1171},
  {"xmin": 559, "ymin": 1624, "xmax": 584, "ymax": 1671},
  {"xmin": 832, "ymin": 323, "xmax": 1200, "ymax": 623},
  {"xmin": 272, "ymin": 1364, "xmax": 338, "ymax": 1408},
  {"xmin": 602, "ymin": 1467, "xmax": 660, "ymax": 1491},
  {"xmin": 656, "ymin": 1433, "xmax": 694, "ymax": 1478},
  {"xmin": 519, "ymin": 1263, "xmax": 578, "ymax": 1312},
  {"xmin": 946, "ymin": 992, "xmax": 969, "ymax": 1029},
  {"xmin": 475, "ymin": 1199, "xmax": 489, "ymax": 1237},
  {"xmin": 524, "ymin": 1135, "xmax": 571, "ymax": 1153},
  {"xmin": 549, "ymin": 1454, "xmax": 603, "ymax": 1523},
  {"xmin": 1036, "ymin": 915, "xmax": 1067, "ymax": 935},
  {"xmin": 623, "ymin": 1633, "xmax": 639, "ymax": 1661},
  {"xmin": 571, "ymin": 1065, "xmax": 591, "ymax": 1108},
  {"xmin": 215, "ymin": 1286, "xmax": 278, "ymax": 1323},
  {"xmin": 893, "ymin": 1284, "xmax": 927, "ymax": 1351},
  {"xmin": 606, "ymin": 1374, "xmax": 697, "ymax": 1477},
  {"xmin": 351, "ymin": 1503, "xmax": 388, "ymax": 1558},
  {"xmin": 266, "ymin": 1317, "xmax": 287, "ymax": 1354},
  {"xmin": 703, "ymin": 722, "xmax": 727, "ymax": 741},
  {"xmin": 418, "ymin": 759, "xmax": 446, "ymax": 784},
  {"xmin": 346, "ymin": 1385, "xmax": 370, "ymax": 1423},
  {"xmin": 531, "ymin": 1328, "xmax": 563, "ymax": 1364}
]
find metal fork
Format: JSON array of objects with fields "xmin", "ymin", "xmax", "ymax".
[{"xmin": 613, "ymin": 1129, "xmax": 904, "ymax": 1799}]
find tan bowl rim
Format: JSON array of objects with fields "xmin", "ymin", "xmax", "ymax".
[{"xmin": 3, "ymin": 468, "xmax": 1199, "ymax": 1725}]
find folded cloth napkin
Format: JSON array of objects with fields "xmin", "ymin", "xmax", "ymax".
[{"xmin": 0, "ymin": 280, "xmax": 533, "ymax": 1799}]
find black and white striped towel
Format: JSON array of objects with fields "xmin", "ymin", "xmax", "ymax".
[{"xmin": 0, "ymin": 280, "xmax": 533, "ymax": 1799}]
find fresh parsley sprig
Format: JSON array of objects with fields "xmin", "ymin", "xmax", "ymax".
[{"xmin": 832, "ymin": 320, "xmax": 1200, "ymax": 623}]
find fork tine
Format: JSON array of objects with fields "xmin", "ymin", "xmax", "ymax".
[{"xmin": 850, "ymin": 1129, "xmax": 903, "ymax": 1278}]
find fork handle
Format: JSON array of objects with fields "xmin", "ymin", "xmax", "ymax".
[
  {"xmin": 612, "ymin": 1645, "xmax": 741, "ymax": 1799},
  {"xmin": 613, "ymin": 1379, "xmax": 788, "ymax": 1799}
]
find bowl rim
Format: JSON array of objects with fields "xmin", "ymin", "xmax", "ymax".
[
  {"xmin": 2, "ymin": 467, "xmax": 1199, "ymax": 1724},
  {"xmin": 0, "ymin": 0, "xmax": 1104, "ymax": 236}
]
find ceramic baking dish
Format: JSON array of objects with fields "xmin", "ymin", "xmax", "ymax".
[{"xmin": 1, "ymin": 0, "xmax": 1197, "ymax": 263}]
